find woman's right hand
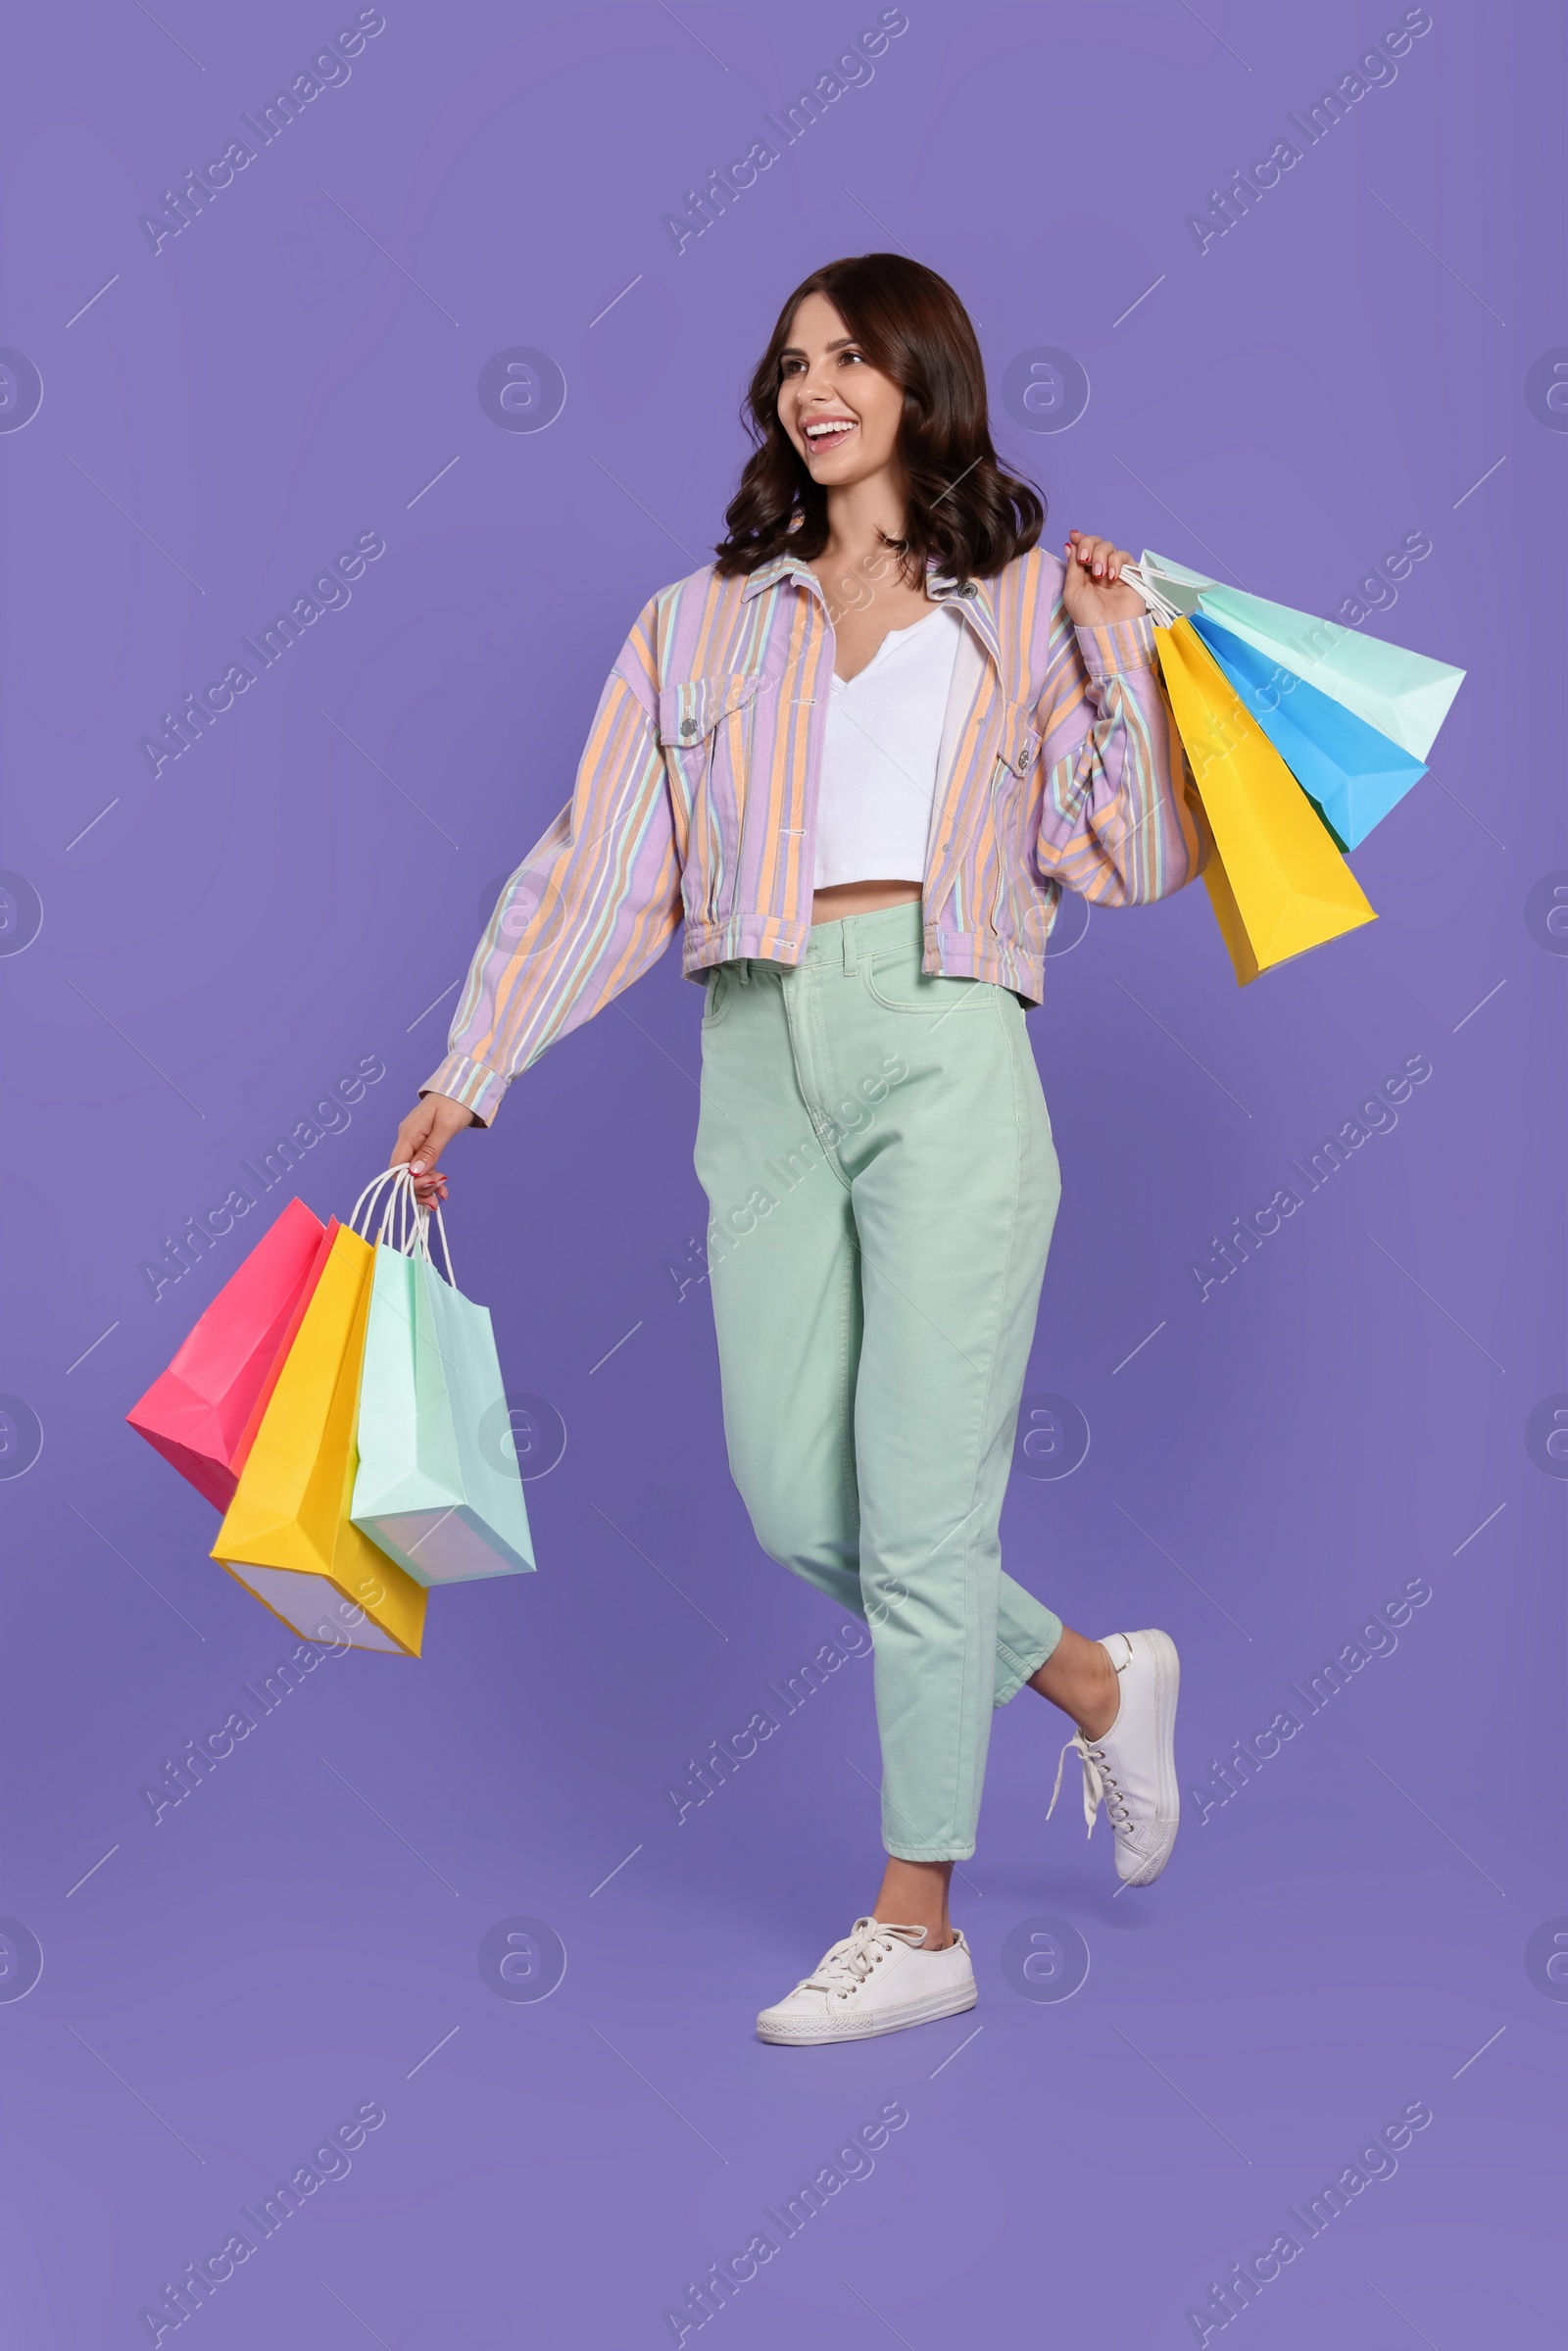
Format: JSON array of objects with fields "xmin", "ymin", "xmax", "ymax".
[{"xmin": 390, "ymin": 1093, "xmax": 477, "ymax": 1206}]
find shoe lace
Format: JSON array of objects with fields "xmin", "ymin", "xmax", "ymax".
[
  {"xmin": 798, "ymin": 1916, "xmax": 923, "ymax": 2000},
  {"xmin": 1048, "ymin": 1732, "xmax": 1135, "ymax": 1839}
]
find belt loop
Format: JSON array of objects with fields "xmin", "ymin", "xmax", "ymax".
[
  {"xmin": 737, "ymin": 958, "xmax": 752, "ymax": 985},
  {"xmin": 841, "ymin": 915, "xmax": 857, "ymax": 976}
]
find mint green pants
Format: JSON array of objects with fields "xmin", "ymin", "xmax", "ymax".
[{"xmin": 693, "ymin": 901, "xmax": 1065, "ymax": 1861}]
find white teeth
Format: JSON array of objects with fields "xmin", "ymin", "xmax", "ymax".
[{"xmin": 806, "ymin": 419, "xmax": 855, "ymax": 439}]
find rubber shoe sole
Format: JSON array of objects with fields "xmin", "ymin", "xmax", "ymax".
[
  {"xmin": 1114, "ymin": 1625, "xmax": 1180, "ymax": 1886},
  {"xmin": 757, "ymin": 1977, "xmax": 978, "ymax": 2046}
]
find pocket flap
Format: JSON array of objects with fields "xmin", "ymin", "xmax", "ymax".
[
  {"xmin": 1000, "ymin": 702, "xmax": 1043, "ymax": 776},
  {"xmin": 657, "ymin": 671, "xmax": 764, "ymax": 750}
]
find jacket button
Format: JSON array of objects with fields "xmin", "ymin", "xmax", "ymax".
[
  {"xmin": 1016, "ymin": 749, "xmax": 1032, "ymax": 772},
  {"xmin": 679, "ymin": 717, "xmax": 698, "ymax": 739},
  {"xmin": 960, "ymin": 582, "xmax": 979, "ymax": 599}
]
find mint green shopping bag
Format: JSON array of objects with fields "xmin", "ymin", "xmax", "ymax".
[
  {"xmin": 1139, "ymin": 551, "xmax": 1464, "ymax": 762},
  {"xmin": 348, "ymin": 1169, "xmax": 534, "ymax": 1586}
]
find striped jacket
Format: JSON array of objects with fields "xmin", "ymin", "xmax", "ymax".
[{"xmin": 423, "ymin": 545, "xmax": 1205, "ymax": 1125}]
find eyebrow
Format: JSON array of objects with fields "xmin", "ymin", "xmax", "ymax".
[{"xmin": 777, "ymin": 335, "xmax": 860, "ymax": 360}]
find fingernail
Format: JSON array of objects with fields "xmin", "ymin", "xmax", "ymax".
[{"xmin": 411, "ymin": 1160, "xmax": 424, "ymax": 1173}]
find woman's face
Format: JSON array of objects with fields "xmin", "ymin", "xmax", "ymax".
[{"xmin": 775, "ymin": 291, "xmax": 905, "ymax": 490}]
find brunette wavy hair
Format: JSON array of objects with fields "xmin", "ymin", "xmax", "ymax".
[{"xmin": 711, "ymin": 253, "xmax": 1044, "ymax": 586}]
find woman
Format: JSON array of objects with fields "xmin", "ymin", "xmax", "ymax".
[{"xmin": 390, "ymin": 255, "xmax": 1205, "ymax": 2045}]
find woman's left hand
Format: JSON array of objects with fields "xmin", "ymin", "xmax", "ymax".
[{"xmin": 1061, "ymin": 530, "xmax": 1145, "ymax": 625}]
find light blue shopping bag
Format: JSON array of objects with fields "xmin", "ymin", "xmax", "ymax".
[
  {"xmin": 1139, "ymin": 551, "xmax": 1464, "ymax": 762},
  {"xmin": 348, "ymin": 1169, "xmax": 534, "ymax": 1586},
  {"xmin": 1189, "ymin": 613, "xmax": 1428, "ymax": 852}
]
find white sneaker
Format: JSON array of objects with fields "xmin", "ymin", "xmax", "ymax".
[
  {"xmin": 756, "ymin": 1915, "xmax": 977, "ymax": 2045},
  {"xmin": 1047, "ymin": 1629, "xmax": 1180, "ymax": 1886}
]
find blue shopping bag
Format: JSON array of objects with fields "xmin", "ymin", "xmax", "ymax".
[
  {"xmin": 1188, "ymin": 613, "xmax": 1428, "ymax": 851},
  {"xmin": 1137, "ymin": 550, "xmax": 1464, "ymax": 762},
  {"xmin": 348, "ymin": 1169, "xmax": 534, "ymax": 1586}
]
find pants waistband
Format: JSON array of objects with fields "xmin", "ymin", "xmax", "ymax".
[
  {"xmin": 800, "ymin": 897, "xmax": 924, "ymax": 973},
  {"xmin": 719, "ymin": 898, "xmax": 924, "ymax": 985}
]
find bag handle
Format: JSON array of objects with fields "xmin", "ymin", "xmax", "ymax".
[
  {"xmin": 1117, "ymin": 562, "xmax": 1185, "ymax": 630},
  {"xmin": 380, "ymin": 1164, "xmax": 438, "ymax": 1276},
  {"xmin": 376, "ymin": 1170, "xmax": 421, "ymax": 1256},
  {"xmin": 414, "ymin": 1199, "xmax": 457, "ymax": 1288},
  {"xmin": 349, "ymin": 1167, "xmax": 404, "ymax": 1236},
  {"xmin": 350, "ymin": 1162, "xmax": 458, "ymax": 1285}
]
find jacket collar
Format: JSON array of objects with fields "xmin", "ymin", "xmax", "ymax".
[
  {"xmin": 926, "ymin": 567, "xmax": 1001, "ymax": 667},
  {"xmin": 737, "ymin": 551, "xmax": 815, "ymax": 600},
  {"xmin": 738, "ymin": 551, "xmax": 1001, "ymax": 667}
]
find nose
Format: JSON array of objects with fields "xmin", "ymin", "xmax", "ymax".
[{"xmin": 796, "ymin": 357, "xmax": 846, "ymax": 412}]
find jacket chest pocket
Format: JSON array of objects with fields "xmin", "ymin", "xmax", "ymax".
[
  {"xmin": 998, "ymin": 700, "xmax": 1043, "ymax": 782},
  {"xmin": 657, "ymin": 671, "xmax": 766, "ymax": 778},
  {"xmin": 657, "ymin": 671, "xmax": 770, "ymax": 918}
]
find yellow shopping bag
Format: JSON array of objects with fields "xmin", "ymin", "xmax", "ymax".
[
  {"xmin": 1153, "ymin": 616, "xmax": 1378, "ymax": 985},
  {"xmin": 212, "ymin": 1222, "xmax": 427, "ymax": 1656}
]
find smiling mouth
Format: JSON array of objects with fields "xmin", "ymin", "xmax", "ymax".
[{"xmin": 803, "ymin": 416, "xmax": 858, "ymax": 455}]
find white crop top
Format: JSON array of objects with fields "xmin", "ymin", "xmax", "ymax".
[{"xmin": 812, "ymin": 602, "xmax": 965, "ymax": 889}]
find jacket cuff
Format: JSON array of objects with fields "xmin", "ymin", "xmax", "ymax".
[
  {"xmin": 1075, "ymin": 611, "xmax": 1157, "ymax": 678},
  {"xmin": 419, "ymin": 1052, "xmax": 509, "ymax": 1129}
]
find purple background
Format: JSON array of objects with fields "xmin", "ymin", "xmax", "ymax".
[{"xmin": 3, "ymin": 2, "xmax": 1564, "ymax": 2343}]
